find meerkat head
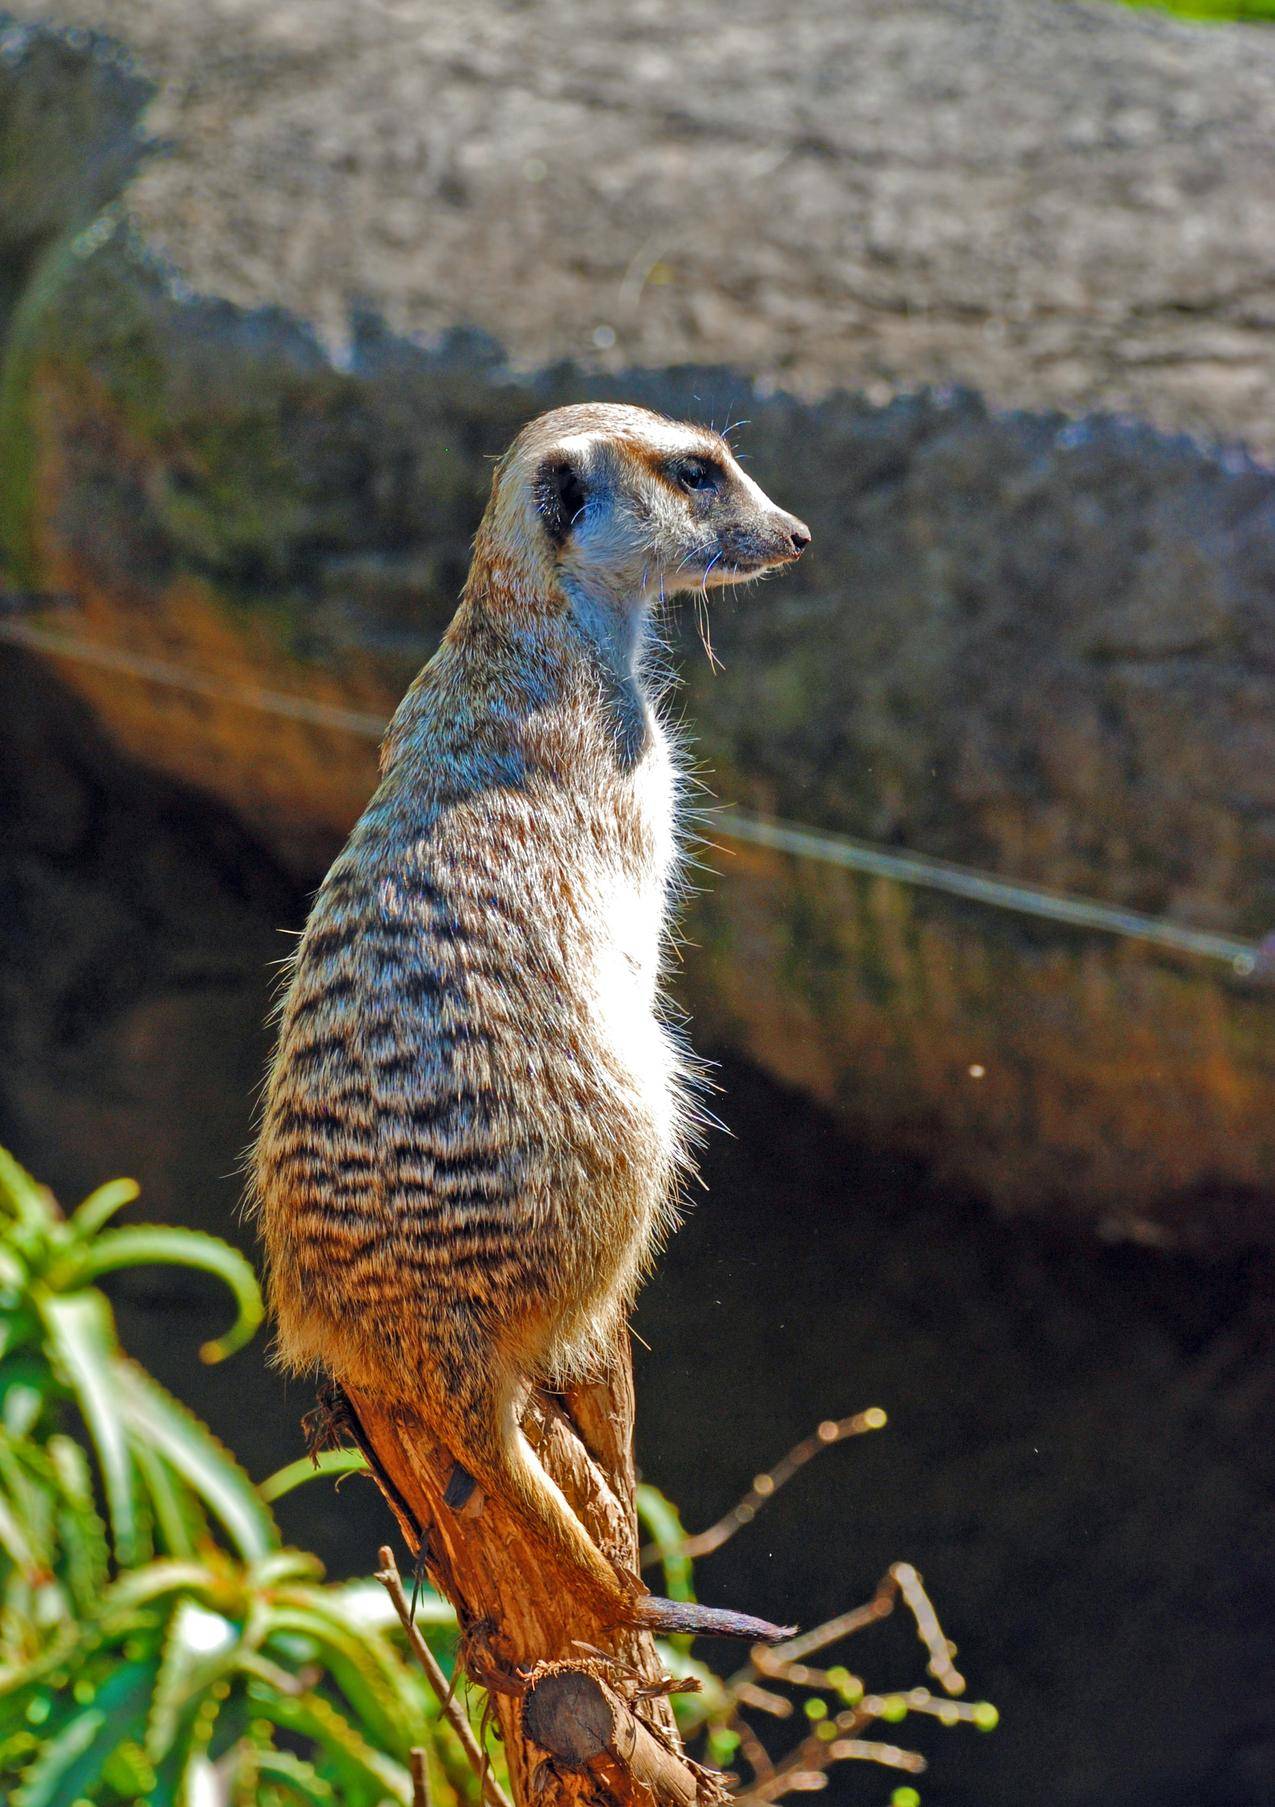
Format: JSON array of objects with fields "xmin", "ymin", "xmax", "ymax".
[{"xmin": 475, "ymin": 404, "xmax": 810, "ymax": 626}]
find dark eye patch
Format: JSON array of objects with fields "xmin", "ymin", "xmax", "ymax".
[{"xmin": 668, "ymin": 455, "xmax": 723, "ymax": 494}]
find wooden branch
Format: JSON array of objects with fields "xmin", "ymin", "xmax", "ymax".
[
  {"xmin": 522, "ymin": 1669, "xmax": 723, "ymax": 1807},
  {"xmin": 659, "ymin": 1410, "xmax": 887, "ymax": 1564},
  {"xmin": 410, "ymin": 1747, "xmax": 433, "ymax": 1807},
  {"xmin": 336, "ymin": 1329, "xmax": 694, "ymax": 1807},
  {"xmin": 376, "ymin": 1545, "xmax": 513, "ymax": 1807}
]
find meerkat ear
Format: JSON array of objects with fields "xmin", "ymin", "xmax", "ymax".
[{"xmin": 534, "ymin": 455, "xmax": 588, "ymax": 546}]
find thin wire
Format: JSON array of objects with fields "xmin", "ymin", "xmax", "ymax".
[
  {"xmin": 719, "ymin": 811, "xmax": 1264, "ymax": 974},
  {"xmin": 0, "ymin": 616, "xmax": 389, "ymax": 739},
  {"xmin": 1, "ymin": 613, "xmax": 1266, "ymax": 977}
]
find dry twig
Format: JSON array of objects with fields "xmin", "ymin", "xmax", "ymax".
[
  {"xmin": 712, "ymin": 1560, "xmax": 979, "ymax": 1801},
  {"xmin": 410, "ymin": 1747, "xmax": 433, "ymax": 1807},
  {"xmin": 643, "ymin": 1410, "xmax": 887, "ymax": 1566},
  {"xmin": 376, "ymin": 1544, "xmax": 514, "ymax": 1807}
]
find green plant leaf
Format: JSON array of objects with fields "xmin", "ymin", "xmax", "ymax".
[
  {"xmin": 259, "ymin": 1446, "xmax": 367, "ymax": 1502},
  {"xmin": 262, "ymin": 1600, "xmax": 420, "ymax": 1756},
  {"xmin": 105, "ymin": 1558, "xmax": 221, "ymax": 1616},
  {"xmin": 0, "ymin": 1357, "xmax": 55, "ymax": 1438},
  {"xmin": 38, "ymin": 1291, "xmax": 144, "ymax": 1567},
  {"xmin": 0, "ymin": 1485, "xmax": 38, "ymax": 1573},
  {"xmin": 146, "ymin": 1689, "xmax": 227, "ymax": 1807},
  {"xmin": 75, "ymin": 1226, "xmax": 264, "ymax": 1363},
  {"xmin": 0, "ymin": 1148, "xmax": 52, "ymax": 1238},
  {"xmin": 245, "ymin": 1669, "xmax": 412, "ymax": 1805},
  {"xmin": 68, "ymin": 1177, "xmax": 140, "ymax": 1242},
  {"xmin": 132, "ymin": 1440, "xmax": 207, "ymax": 1560},
  {"xmin": 636, "ymin": 1483, "xmax": 696, "ymax": 1603},
  {"xmin": 249, "ymin": 1748, "xmax": 336, "ymax": 1804},
  {"xmin": 147, "ymin": 1597, "xmax": 239, "ymax": 1769},
  {"xmin": 112, "ymin": 1362, "xmax": 277, "ymax": 1560},
  {"xmin": 14, "ymin": 1657, "xmax": 156, "ymax": 1807},
  {"xmin": 47, "ymin": 1434, "xmax": 110, "ymax": 1611}
]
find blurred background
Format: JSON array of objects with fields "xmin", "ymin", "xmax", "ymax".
[{"xmin": 1, "ymin": 2, "xmax": 1274, "ymax": 1803}]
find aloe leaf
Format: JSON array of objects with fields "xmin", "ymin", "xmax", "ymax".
[
  {"xmin": 146, "ymin": 1597, "xmax": 238, "ymax": 1770},
  {"xmin": 76, "ymin": 1226, "xmax": 264, "ymax": 1363},
  {"xmin": 0, "ymin": 1433, "xmax": 48, "ymax": 1562},
  {"xmin": 636, "ymin": 1482, "xmax": 696, "ymax": 1603},
  {"xmin": 249, "ymin": 1748, "xmax": 336, "ymax": 1804},
  {"xmin": 112, "ymin": 1361, "xmax": 277, "ymax": 1560},
  {"xmin": 38, "ymin": 1291, "xmax": 144, "ymax": 1567},
  {"xmin": 146, "ymin": 1689, "xmax": 226, "ymax": 1807},
  {"xmin": 13, "ymin": 1657, "xmax": 156, "ymax": 1807},
  {"xmin": 0, "ymin": 1485, "xmax": 38, "ymax": 1573},
  {"xmin": 0, "ymin": 1357, "xmax": 54, "ymax": 1438},
  {"xmin": 105, "ymin": 1559, "xmax": 220, "ymax": 1616},
  {"xmin": 252, "ymin": 1549, "xmax": 325, "ymax": 1588},
  {"xmin": 245, "ymin": 1671, "xmax": 411, "ymax": 1804},
  {"xmin": 262, "ymin": 1602, "xmax": 418, "ymax": 1754},
  {"xmin": 132, "ymin": 1439, "xmax": 206, "ymax": 1559},
  {"xmin": 327, "ymin": 1575, "xmax": 456, "ymax": 1633},
  {"xmin": 0, "ymin": 1148, "xmax": 53, "ymax": 1236},
  {"xmin": 259, "ymin": 1446, "xmax": 367, "ymax": 1502},
  {"xmin": 48, "ymin": 1434, "xmax": 110, "ymax": 1610},
  {"xmin": 67, "ymin": 1177, "xmax": 140, "ymax": 1242}
]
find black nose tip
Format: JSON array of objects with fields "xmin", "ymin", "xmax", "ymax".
[{"xmin": 789, "ymin": 521, "xmax": 812, "ymax": 556}]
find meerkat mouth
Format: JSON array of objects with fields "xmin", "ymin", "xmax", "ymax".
[{"xmin": 700, "ymin": 553, "xmax": 790, "ymax": 587}]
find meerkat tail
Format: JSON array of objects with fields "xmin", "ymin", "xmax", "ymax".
[{"xmin": 438, "ymin": 1375, "xmax": 794, "ymax": 1642}]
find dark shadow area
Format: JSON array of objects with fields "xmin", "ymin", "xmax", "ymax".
[{"xmin": 1, "ymin": 652, "xmax": 1272, "ymax": 1805}]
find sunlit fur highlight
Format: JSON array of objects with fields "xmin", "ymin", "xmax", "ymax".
[{"xmin": 250, "ymin": 403, "xmax": 809, "ymax": 1634}]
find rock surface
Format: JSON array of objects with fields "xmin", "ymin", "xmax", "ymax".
[
  {"xmin": 1, "ymin": 13, "xmax": 1274, "ymax": 1245},
  {"xmin": 4, "ymin": 0, "xmax": 1275, "ymax": 452}
]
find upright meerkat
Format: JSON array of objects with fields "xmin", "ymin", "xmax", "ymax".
[{"xmin": 252, "ymin": 403, "xmax": 810, "ymax": 1639}]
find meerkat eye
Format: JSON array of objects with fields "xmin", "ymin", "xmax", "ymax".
[{"xmin": 672, "ymin": 456, "xmax": 722, "ymax": 494}]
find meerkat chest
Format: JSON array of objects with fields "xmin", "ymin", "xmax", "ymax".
[
  {"xmin": 599, "ymin": 733, "xmax": 676, "ymax": 998},
  {"xmin": 584, "ymin": 729, "xmax": 680, "ymax": 1126}
]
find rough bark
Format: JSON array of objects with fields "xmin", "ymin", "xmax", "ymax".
[{"xmin": 338, "ymin": 1336, "xmax": 716, "ymax": 1807}]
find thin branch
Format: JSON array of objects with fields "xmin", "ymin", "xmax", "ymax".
[
  {"xmin": 730, "ymin": 1714, "xmax": 777, "ymax": 1784},
  {"xmin": 646, "ymin": 1410, "xmax": 887, "ymax": 1566},
  {"xmin": 753, "ymin": 1660, "xmax": 863, "ymax": 1693},
  {"xmin": 734, "ymin": 1682, "xmax": 792, "ymax": 1719},
  {"xmin": 891, "ymin": 1562, "xmax": 966, "ymax": 1695},
  {"xmin": 824, "ymin": 1739, "xmax": 925, "ymax": 1772},
  {"xmin": 863, "ymin": 1689, "xmax": 989, "ymax": 1727},
  {"xmin": 732, "ymin": 1699, "xmax": 927, "ymax": 1805},
  {"xmin": 376, "ymin": 1545, "xmax": 514, "ymax": 1807},
  {"xmin": 410, "ymin": 1747, "xmax": 433, "ymax": 1807},
  {"xmin": 716, "ymin": 1560, "xmax": 973, "ymax": 1804},
  {"xmin": 751, "ymin": 1581, "xmax": 896, "ymax": 1671}
]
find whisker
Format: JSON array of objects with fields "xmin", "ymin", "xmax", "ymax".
[{"xmin": 696, "ymin": 553, "xmax": 724, "ymax": 671}]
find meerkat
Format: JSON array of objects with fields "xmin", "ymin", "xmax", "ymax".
[{"xmin": 252, "ymin": 403, "xmax": 810, "ymax": 1640}]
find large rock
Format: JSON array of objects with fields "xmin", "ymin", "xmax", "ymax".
[
  {"xmin": 1, "ymin": 15, "xmax": 1274, "ymax": 1246},
  {"xmin": 4, "ymin": 0, "xmax": 1275, "ymax": 451}
]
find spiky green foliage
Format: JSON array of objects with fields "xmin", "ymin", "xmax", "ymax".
[
  {"xmin": 0, "ymin": 1150, "xmax": 479, "ymax": 1807},
  {"xmin": 0, "ymin": 1148, "xmax": 996, "ymax": 1805}
]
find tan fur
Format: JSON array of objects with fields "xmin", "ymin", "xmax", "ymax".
[{"xmin": 250, "ymin": 404, "xmax": 809, "ymax": 1632}]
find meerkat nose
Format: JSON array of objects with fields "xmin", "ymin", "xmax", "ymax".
[{"xmin": 785, "ymin": 517, "xmax": 812, "ymax": 557}]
